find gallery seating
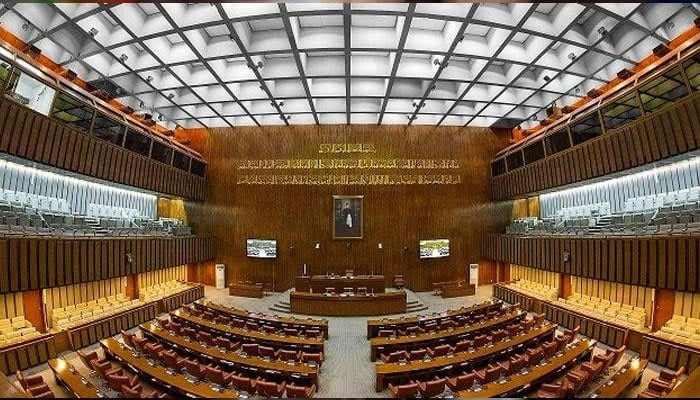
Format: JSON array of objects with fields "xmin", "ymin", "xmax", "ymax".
[
  {"xmin": 50, "ymin": 293, "xmax": 142, "ymax": 330},
  {"xmin": 139, "ymin": 281, "xmax": 192, "ymax": 302},
  {"xmin": 506, "ymin": 280, "xmax": 558, "ymax": 301},
  {"xmin": 553, "ymin": 293, "xmax": 647, "ymax": 329},
  {"xmin": 0, "ymin": 189, "xmax": 192, "ymax": 237},
  {"xmin": 655, "ymin": 315, "xmax": 700, "ymax": 347},
  {"xmin": 506, "ymin": 188, "xmax": 700, "ymax": 237},
  {"xmin": 0, "ymin": 316, "xmax": 41, "ymax": 346}
]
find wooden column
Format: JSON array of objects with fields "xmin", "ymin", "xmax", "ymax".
[
  {"xmin": 559, "ymin": 273, "xmax": 572, "ymax": 299},
  {"xmin": 22, "ymin": 290, "xmax": 46, "ymax": 333},
  {"xmin": 652, "ymin": 289, "xmax": 675, "ymax": 332}
]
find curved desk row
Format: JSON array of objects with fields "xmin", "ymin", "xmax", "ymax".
[
  {"xmin": 195, "ymin": 301, "xmax": 329, "ymax": 338},
  {"xmin": 170, "ymin": 309, "xmax": 325, "ymax": 353},
  {"xmin": 374, "ymin": 322, "xmax": 556, "ymax": 391},
  {"xmin": 139, "ymin": 322, "xmax": 320, "ymax": 387},
  {"xmin": 100, "ymin": 338, "xmax": 240, "ymax": 398},
  {"xmin": 366, "ymin": 300, "xmax": 502, "ymax": 339},
  {"xmin": 289, "ymin": 291, "xmax": 406, "ymax": 316}
]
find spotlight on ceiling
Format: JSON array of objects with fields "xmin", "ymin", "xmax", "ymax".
[
  {"xmin": 21, "ymin": 22, "xmax": 30, "ymax": 32},
  {"xmin": 597, "ymin": 26, "xmax": 608, "ymax": 37},
  {"xmin": 280, "ymin": 114, "xmax": 291, "ymax": 121},
  {"xmin": 574, "ymin": 87, "xmax": 581, "ymax": 94},
  {"xmin": 543, "ymin": 75, "xmax": 551, "ymax": 82},
  {"xmin": 157, "ymin": 114, "xmax": 163, "ymax": 121},
  {"xmin": 666, "ymin": 20, "xmax": 675, "ymax": 30},
  {"xmin": 139, "ymin": 101, "xmax": 145, "ymax": 108},
  {"xmin": 89, "ymin": 27, "xmax": 99, "ymax": 37},
  {"xmin": 430, "ymin": 84, "xmax": 437, "ymax": 91},
  {"xmin": 567, "ymin": 52, "xmax": 576, "ymax": 61},
  {"xmin": 120, "ymin": 53, "xmax": 128, "ymax": 62},
  {"xmin": 168, "ymin": 93, "xmax": 175, "ymax": 100},
  {"xmin": 146, "ymin": 75, "xmax": 154, "ymax": 83}
]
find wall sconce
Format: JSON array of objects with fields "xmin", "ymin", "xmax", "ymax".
[
  {"xmin": 378, "ymin": 243, "xmax": 383, "ymax": 249},
  {"xmin": 562, "ymin": 250, "xmax": 570, "ymax": 263},
  {"xmin": 125, "ymin": 253, "xmax": 133, "ymax": 264},
  {"xmin": 314, "ymin": 243, "xmax": 320, "ymax": 250}
]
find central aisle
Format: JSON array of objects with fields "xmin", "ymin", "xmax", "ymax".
[{"xmin": 205, "ymin": 286, "xmax": 494, "ymax": 398}]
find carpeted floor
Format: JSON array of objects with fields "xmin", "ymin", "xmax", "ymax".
[{"xmin": 9, "ymin": 284, "xmax": 679, "ymax": 398}]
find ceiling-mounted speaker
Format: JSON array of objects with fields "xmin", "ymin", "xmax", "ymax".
[
  {"xmin": 61, "ymin": 69, "xmax": 77, "ymax": 81},
  {"xmin": 616, "ymin": 68, "xmax": 633, "ymax": 80},
  {"xmin": 24, "ymin": 45, "xmax": 41, "ymax": 59},
  {"xmin": 653, "ymin": 44, "xmax": 670, "ymax": 58},
  {"xmin": 587, "ymin": 88, "xmax": 602, "ymax": 99},
  {"xmin": 545, "ymin": 105, "xmax": 561, "ymax": 118}
]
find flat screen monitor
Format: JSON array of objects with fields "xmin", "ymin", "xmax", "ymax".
[
  {"xmin": 419, "ymin": 239, "xmax": 450, "ymax": 259},
  {"xmin": 246, "ymin": 239, "xmax": 277, "ymax": 259}
]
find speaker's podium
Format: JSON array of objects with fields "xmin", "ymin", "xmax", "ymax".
[{"xmin": 290, "ymin": 273, "xmax": 406, "ymax": 316}]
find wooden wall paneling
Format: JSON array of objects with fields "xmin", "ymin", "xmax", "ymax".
[
  {"xmin": 681, "ymin": 100, "xmax": 700, "ymax": 149},
  {"xmin": 8, "ymin": 106, "xmax": 27, "ymax": 155},
  {"xmin": 618, "ymin": 127, "xmax": 631, "ymax": 170},
  {"xmin": 0, "ymin": 103, "xmax": 19, "ymax": 152},
  {"xmin": 661, "ymin": 112, "xmax": 681, "ymax": 156},
  {"xmin": 17, "ymin": 113, "xmax": 35, "ymax": 158},
  {"xmin": 0, "ymin": 101, "xmax": 10, "ymax": 150},
  {"xmin": 691, "ymin": 237, "xmax": 699, "ymax": 293},
  {"xmin": 29, "ymin": 239, "xmax": 38, "ymax": 290},
  {"xmin": 668, "ymin": 238, "xmax": 678, "ymax": 291}
]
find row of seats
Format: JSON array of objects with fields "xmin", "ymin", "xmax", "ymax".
[
  {"xmin": 369, "ymin": 301, "xmax": 504, "ymax": 338},
  {"xmin": 139, "ymin": 281, "xmax": 191, "ymax": 302},
  {"xmin": 155, "ymin": 317, "xmax": 323, "ymax": 365},
  {"xmin": 387, "ymin": 325, "xmax": 579, "ymax": 398},
  {"xmin": 375, "ymin": 304, "xmax": 519, "ymax": 340},
  {"xmin": 379, "ymin": 314, "xmax": 545, "ymax": 364},
  {"xmin": 655, "ymin": 315, "xmax": 700, "ymax": 347},
  {"xmin": 120, "ymin": 330, "xmax": 316, "ymax": 398},
  {"xmin": 187, "ymin": 304, "xmax": 325, "ymax": 339},
  {"xmin": 78, "ymin": 348, "xmax": 166, "ymax": 398},
  {"xmin": 14, "ymin": 370, "xmax": 55, "ymax": 398},
  {"xmin": 50, "ymin": 294, "xmax": 141, "ymax": 330},
  {"xmin": 0, "ymin": 189, "xmax": 192, "ymax": 237},
  {"xmin": 534, "ymin": 345, "xmax": 626, "ymax": 398},
  {"xmin": 554, "ymin": 293, "xmax": 647, "ymax": 329},
  {"xmin": 507, "ymin": 187, "xmax": 700, "ymax": 237},
  {"xmin": 86, "ymin": 203, "xmax": 141, "ymax": 220},
  {"xmin": 0, "ymin": 316, "xmax": 40, "ymax": 346},
  {"xmin": 637, "ymin": 366, "xmax": 684, "ymax": 398},
  {"xmin": 508, "ymin": 280, "xmax": 558, "ymax": 301},
  {"xmin": 0, "ymin": 189, "xmax": 70, "ymax": 215}
]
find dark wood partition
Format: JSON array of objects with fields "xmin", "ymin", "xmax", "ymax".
[
  {"xmin": 0, "ymin": 99, "xmax": 205, "ymax": 200},
  {"xmin": 0, "ymin": 335, "xmax": 56, "ymax": 375},
  {"xmin": 186, "ymin": 125, "xmax": 511, "ymax": 291},
  {"xmin": 639, "ymin": 335, "xmax": 700, "ymax": 372},
  {"xmin": 492, "ymin": 89, "xmax": 700, "ymax": 199},
  {"xmin": 0, "ymin": 235, "xmax": 213, "ymax": 293},
  {"xmin": 67, "ymin": 303, "xmax": 158, "ymax": 350},
  {"xmin": 543, "ymin": 302, "xmax": 628, "ymax": 349},
  {"xmin": 483, "ymin": 234, "xmax": 700, "ymax": 292}
]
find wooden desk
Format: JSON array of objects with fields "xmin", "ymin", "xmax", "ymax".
[
  {"xmin": 290, "ymin": 291, "xmax": 405, "ymax": 316},
  {"xmin": 594, "ymin": 358, "xmax": 648, "ymax": 398},
  {"xmin": 48, "ymin": 358, "xmax": 100, "ymax": 398},
  {"xmin": 369, "ymin": 310, "xmax": 525, "ymax": 361},
  {"xmin": 295, "ymin": 275, "xmax": 385, "ymax": 293},
  {"xmin": 101, "ymin": 338, "xmax": 240, "ymax": 398},
  {"xmin": 0, "ymin": 371, "xmax": 27, "ymax": 398},
  {"xmin": 196, "ymin": 301, "xmax": 329, "ymax": 339},
  {"xmin": 440, "ymin": 282, "xmax": 476, "ymax": 298},
  {"xmin": 375, "ymin": 322, "xmax": 556, "ymax": 391},
  {"xmin": 366, "ymin": 300, "xmax": 502, "ymax": 339},
  {"xmin": 171, "ymin": 309, "xmax": 324, "ymax": 353},
  {"xmin": 456, "ymin": 338, "xmax": 596, "ymax": 398},
  {"xmin": 140, "ymin": 323, "xmax": 320, "ymax": 387},
  {"xmin": 228, "ymin": 283, "xmax": 263, "ymax": 298}
]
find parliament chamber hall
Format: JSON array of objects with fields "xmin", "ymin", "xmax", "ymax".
[{"xmin": 0, "ymin": 1, "xmax": 698, "ymax": 398}]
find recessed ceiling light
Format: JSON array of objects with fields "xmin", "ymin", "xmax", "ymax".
[
  {"xmin": 567, "ymin": 52, "xmax": 576, "ymax": 61},
  {"xmin": 89, "ymin": 27, "xmax": 99, "ymax": 37},
  {"xmin": 120, "ymin": 54, "xmax": 128, "ymax": 62}
]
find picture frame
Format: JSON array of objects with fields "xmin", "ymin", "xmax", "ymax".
[{"xmin": 333, "ymin": 195, "xmax": 364, "ymax": 239}]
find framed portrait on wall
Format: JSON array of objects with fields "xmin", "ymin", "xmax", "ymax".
[{"xmin": 333, "ymin": 195, "xmax": 363, "ymax": 239}]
